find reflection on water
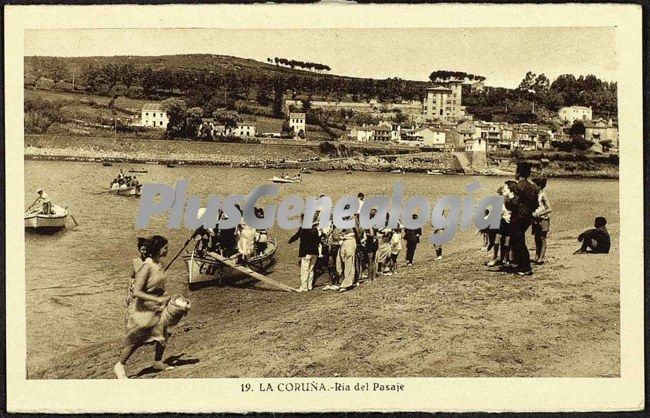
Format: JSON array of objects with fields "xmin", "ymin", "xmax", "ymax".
[{"xmin": 24, "ymin": 160, "xmax": 619, "ymax": 370}]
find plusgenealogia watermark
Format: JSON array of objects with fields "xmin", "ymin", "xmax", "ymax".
[{"xmin": 135, "ymin": 180, "xmax": 503, "ymax": 245}]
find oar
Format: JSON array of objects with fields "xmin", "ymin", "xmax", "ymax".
[
  {"xmin": 25, "ymin": 197, "xmax": 39, "ymax": 212},
  {"xmin": 65, "ymin": 206, "xmax": 79, "ymax": 227},
  {"xmin": 164, "ymin": 227, "xmax": 202, "ymax": 273}
]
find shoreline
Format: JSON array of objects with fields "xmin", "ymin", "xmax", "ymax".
[{"xmin": 24, "ymin": 134, "xmax": 619, "ymax": 179}]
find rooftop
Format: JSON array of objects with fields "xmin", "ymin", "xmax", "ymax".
[{"xmin": 142, "ymin": 103, "xmax": 163, "ymax": 111}]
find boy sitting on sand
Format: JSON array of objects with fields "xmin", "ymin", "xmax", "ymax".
[{"xmin": 574, "ymin": 217, "xmax": 611, "ymax": 254}]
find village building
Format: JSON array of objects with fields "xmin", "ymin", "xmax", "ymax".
[
  {"xmin": 398, "ymin": 127, "xmax": 447, "ymax": 149},
  {"xmin": 512, "ymin": 129, "xmax": 539, "ymax": 151},
  {"xmin": 141, "ymin": 103, "xmax": 169, "ymax": 129},
  {"xmin": 476, "ymin": 121, "xmax": 502, "ymax": 151},
  {"xmin": 558, "ymin": 105, "xmax": 593, "ymax": 124},
  {"xmin": 422, "ymin": 80, "xmax": 466, "ymax": 121},
  {"xmin": 230, "ymin": 123, "xmax": 256, "ymax": 138},
  {"xmin": 348, "ymin": 126, "xmax": 374, "ymax": 142},
  {"xmin": 585, "ymin": 118, "xmax": 618, "ymax": 152},
  {"xmin": 372, "ymin": 124, "xmax": 392, "ymax": 141},
  {"xmin": 289, "ymin": 112, "xmax": 306, "ymax": 137},
  {"xmin": 379, "ymin": 121, "xmax": 401, "ymax": 141}
]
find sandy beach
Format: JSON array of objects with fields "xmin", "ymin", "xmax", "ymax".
[{"xmin": 30, "ymin": 223, "xmax": 619, "ymax": 379}]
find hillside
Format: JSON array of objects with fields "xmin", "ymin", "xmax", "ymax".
[{"xmin": 24, "ymin": 54, "xmax": 617, "ymax": 132}]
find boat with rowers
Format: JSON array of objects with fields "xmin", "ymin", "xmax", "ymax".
[
  {"xmin": 109, "ymin": 185, "xmax": 141, "ymax": 196},
  {"xmin": 183, "ymin": 239, "xmax": 289, "ymax": 290},
  {"xmin": 25, "ymin": 205, "xmax": 69, "ymax": 232}
]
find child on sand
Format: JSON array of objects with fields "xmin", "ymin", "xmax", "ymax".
[
  {"xmin": 487, "ymin": 184, "xmax": 513, "ymax": 267},
  {"xmin": 389, "ymin": 226, "xmax": 403, "ymax": 274},
  {"xmin": 532, "ymin": 177, "xmax": 552, "ymax": 264},
  {"xmin": 574, "ymin": 217, "xmax": 611, "ymax": 254}
]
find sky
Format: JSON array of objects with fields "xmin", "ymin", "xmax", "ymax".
[{"xmin": 25, "ymin": 27, "xmax": 617, "ymax": 88}]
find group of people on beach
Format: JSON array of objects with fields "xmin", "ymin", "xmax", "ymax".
[
  {"xmin": 287, "ymin": 193, "xmax": 442, "ymax": 293},
  {"xmin": 113, "ymin": 160, "xmax": 612, "ymax": 378},
  {"xmin": 109, "ymin": 169, "xmax": 141, "ymax": 190},
  {"xmin": 478, "ymin": 161, "xmax": 610, "ymax": 276}
]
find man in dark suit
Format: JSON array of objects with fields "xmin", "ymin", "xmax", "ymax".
[{"xmin": 507, "ymin": 162, "xmax": 539, "ymax": 276}]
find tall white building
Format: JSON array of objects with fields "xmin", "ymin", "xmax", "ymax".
[
  {"xmin": 558, "ymin": 106, "xmax": 592, "ymax": 124},
  {"xmin": 141, "ymin": 103, "xmax": 169, "ymax": 129},
  {"xmin": 289, "ymin": 112, "xmax": 306, "ymax": 136},
  {"xmin": 422, "ymin": 80, "xmax": 466, "ymax": 120}
]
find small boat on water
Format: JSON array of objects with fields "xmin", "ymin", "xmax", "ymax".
[
  {"xmin": 390, "ymin": 169, "xmax": 404, "ymax": 174},
  {"xmin": 128, "ymin": 169, "xmax": 148, "ymax": 174},
  {"xmin": 102, "ymin": 161, "xmax": 113, "ymax": 167},
  {"xmin": 346, "ymin": 170, "xmax": 353, "ymax": 175},
  {"xmin": 271, "ymin": 176, "xmax": 301, "ymax": 183},
  {"xmin": 183, "ymin": 239, "xmax": 278, "ymax": 288},
  {"xmin": 166, "ymin": 163, "xmax": 177, "ymax": 168},
  {"xmin": 109, "ymin": 186, "xmax": 141, "ymax": 197},
  {"xmin": 25, "ymin": 205, "xmax": 69, "ymax": 232},
  {"xmin": 426, "ymin": 170, "xmax": 443, "ymax": 175},
  {"xmin": 299, "ymin": 168, "xmax": 313, "ymax": 174}
]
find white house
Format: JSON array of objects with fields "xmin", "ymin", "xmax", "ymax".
[
  {"xmin": 464, "ymin": 136, "xmax": 487, "ymax": 152},
  {"xmin": 141, "ymin": 103, "xmax": 169, "ymax": 129},
  {"xmin": 349, "ymin": 126, "xmax": 375, "ymax": 142},
  {"xmin": 229, "ymin": 124, "xmax": 256, "ymax": 138},
  {"xmin": 289, "ymin": 113, "xmax": 306, "ymax": 137},
  {"xmin": 558, "ymin": 106, "xmax": 592, "ymax": 124}
]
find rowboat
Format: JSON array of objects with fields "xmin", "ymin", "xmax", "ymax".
[
  {"xmin": 25, "ymin": 205, "xmax": 69, "ymax": 232},
  {"xmin": 128, "ymin": 169, "xmax": 148, "ymax": 174},
  {"xmin": 271, "ymin": 176, "xmax": 301, "ymax": 183},
  {"xmin": 183, "ymin": 239, "xmax": 278, "ymax": 288},
  {"xmin": 102, "ymin": 161, "xmax": 113, "ymax": 167},
  {"xmin": 390, "ymin": 169, "xmax": 404, "ymax": 174},
  {"xmin": 299, "ymin": 168, "xmax": 313, "ymax": 174},
  {"xmin": 109, "ymin": 186, "xmax": 141, "ymax": 197},
  {"xmin": 426, "ymin": 170, "xmax": 443, "ymax": 175}
]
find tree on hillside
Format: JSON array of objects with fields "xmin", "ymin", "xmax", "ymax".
[
  {"xmin": 568, "ymin": 120, "xmax": 586, "ymax": 139},
  {"xmin": 48, "ymin": 60, "xmax": 70, "ymax": 83},
  {"xmin": 429, "ymin": 70, "xmax": 485, "ymax": 83},
  {"xmin": 185, "ymin": 107, "xmax": 204, "ymax": 137},
  {"xmin": 272, "ymin": 77, "xmax": 286, "ymax": 118},
  {"xmin": 212, "ymin": 108, "xmax": 240, "ymax": 128},
  {"xmin": 161, "ymin": 98, "xmax": 188, "ymax": 138}
]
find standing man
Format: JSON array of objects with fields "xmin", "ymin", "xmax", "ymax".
[
  {"xmin": 288, "ymin": 216, "xmax": 321, "ymax": 292},
  {"xmin": 34, "ymin": 189, "xmax": 52, "ymax": 214},
  {"xmin": 404, "ymin": 214, "xmax": 422, "ymax": 267},
  {"xmin": 357, "ymin": 193, "xmax": 365, "ymax": 214},
  {"xmin": 363, "ymin": 208, "xmax": 380, "ymax": 282},
  {"xmin": 508, "ymin": 162, "xmax": 539, "ymax": 276}
]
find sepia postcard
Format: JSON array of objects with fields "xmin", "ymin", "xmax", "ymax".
[{"xmin": 4, "ymin": 3, "xmax": 644, "ymax": 413}]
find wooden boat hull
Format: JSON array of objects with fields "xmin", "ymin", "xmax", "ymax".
[
  {"xmin": 109, "ymin": 186, "xmax": 141, "ymax": 196},
  {"xmin": 25, "ymin": 205, "xmax": 68, "ymax": 231},
  {"xmin": 183, "ymin": 239, "xmax": 277, "ymax": 287},
  {"xmin": 270, "ymin": 176, "xmax": 301, "ymax": 183}
]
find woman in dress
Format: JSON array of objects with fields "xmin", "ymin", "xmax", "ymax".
[{"xmin": 114, "ymin": 235, "xmax": 173, "ymax": 379}]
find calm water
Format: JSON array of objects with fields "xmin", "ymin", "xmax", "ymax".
[{"xmin": 24, "ymin": 160, "xmax": 620, "ymax": 369}]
